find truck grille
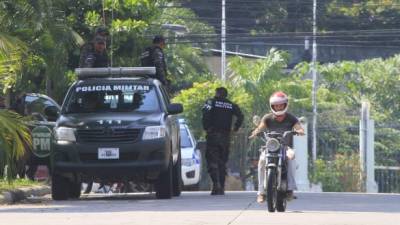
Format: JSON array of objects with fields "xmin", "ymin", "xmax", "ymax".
[{"xmin": 77, "ymin": 128, "xmax": 141, "ymax": 143}]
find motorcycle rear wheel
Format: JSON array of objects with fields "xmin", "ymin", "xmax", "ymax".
[{"xmin": 276, "ymin": 191, "xmax": 287, "ymax": 212}]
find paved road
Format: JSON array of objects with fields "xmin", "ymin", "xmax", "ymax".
[{"xmin": 1, "ymin": 191, "xmax": 400, "ymax": 225}]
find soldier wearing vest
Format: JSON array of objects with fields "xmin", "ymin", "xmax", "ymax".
[
  {"xmin": 202, "ymin": 87, "xmax": 244, "ymax": 195},
  {"xmin": 140, "ymin": 35, "xmax": 168, "ymax": 85}
]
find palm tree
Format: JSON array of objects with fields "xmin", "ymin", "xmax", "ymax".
[
  {"xmin": 0, "ymin": 41, "xmax": 31, "ymax": 181},
  {"xmin": 228, "ymin": 49, "xmax": 311, "ymax": 117},
  {"xmin": 0, "ymin": 110, "xmax": 32, "ymax": 181},
  {"xmin": 0, "ymin": 1, "xmax": 33, "ymax": 181},
  {"xmin": 228, "ymin": 49, "xmax": 288, "ymax": 115}
]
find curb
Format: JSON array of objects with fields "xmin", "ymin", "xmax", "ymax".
[{"xmin": 0, "ymin": 185, "xmax": 51, "ymax": 204}]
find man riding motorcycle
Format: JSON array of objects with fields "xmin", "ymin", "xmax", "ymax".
[{"xmin": 249, "ymin": 91, "xmax": 305, "ymax": 203}]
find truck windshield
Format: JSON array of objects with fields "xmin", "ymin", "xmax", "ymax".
[{"xmin": 63, "ymin": 83, "xmax": 160, "ymax": 113}]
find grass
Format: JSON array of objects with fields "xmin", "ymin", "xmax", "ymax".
[{"xmin": 0, "ymin": 178, "xmax": 41, "ymax": 193}]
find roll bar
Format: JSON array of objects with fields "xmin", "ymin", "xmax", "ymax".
[{"xmin": 75, "ymin": 67, "xmax": 156, "ymax": 79}]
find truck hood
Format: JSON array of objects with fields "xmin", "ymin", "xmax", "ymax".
[{"xmin": 57, "ymin": 112, "xmax": 163, "ymax": 129}]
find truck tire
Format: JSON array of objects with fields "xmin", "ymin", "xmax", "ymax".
[
  {"xmin": 172, "ymin": 152, "xmax": 182, "ymax": 197},
  {"xmin": 52, "ymin": 173, "xmax": 69, "ymax": 200},
  {"xmin": 69, "ymin": 180, "xmax": 82, "ymax": 199},
  {"xmin": 155, "ymin": 157, "xmax": 173, "ymax": 199}
]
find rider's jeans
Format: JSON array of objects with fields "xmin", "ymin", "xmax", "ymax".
[{"xmin": 257, "ymin": 149, "xmax": 297, "ymax": 195}]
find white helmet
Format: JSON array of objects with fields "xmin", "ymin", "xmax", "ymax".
[{"xmin": 269, "ymin": 91, "xmax": 289, "ymax": 116}]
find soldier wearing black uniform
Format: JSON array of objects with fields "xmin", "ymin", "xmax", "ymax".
[
  {"xmin": 202, "ymin": 87, "xmax": 244, "ymax": 195},
  {"xmin": 79, "ymin": 27, "xmax": 109, "ymax": 68},
  {"xmin": 140, "ymin": 35, "xmax": 168, "ymax": 85}
]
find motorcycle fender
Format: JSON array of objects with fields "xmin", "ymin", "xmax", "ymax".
[{"xmin": 267, "ymin": 163, "xmax": 277, "ymax": 168}]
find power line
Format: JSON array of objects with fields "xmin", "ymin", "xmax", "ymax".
[
  {"xmin": 164, "ymin": 1, "xmax": 400, "ymax": 7},
  {"xmin": 170, "ymin": 31, "xmax": 400, "ymax": 40},
  {"xmin": 169, "ymin": 40, "xmax": 400, "ymax": 49}
]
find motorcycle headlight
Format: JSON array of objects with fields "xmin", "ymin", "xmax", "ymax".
[
  {"xmin": 266, "ymin": 138, "xmax": 280, "ymax": 152},
  {"xmin": 55, "ymin": 127, "xmax": 76, "ymax": 143},
  {"xmin": 181, "ymin": 158, "xmax": 195, "ymax": 167},
  {"xmin": 142, "ymin": 126, "xmax": 166, "ymax": 140}
]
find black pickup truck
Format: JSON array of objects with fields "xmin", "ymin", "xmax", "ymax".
[{"xmin": 51, "ymin": 67, "xmax": 183, "ymax": 200}]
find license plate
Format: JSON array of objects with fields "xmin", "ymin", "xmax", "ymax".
[{"xmin": 98, "ymin": 148, "xmax": 119, "ymax": 159}]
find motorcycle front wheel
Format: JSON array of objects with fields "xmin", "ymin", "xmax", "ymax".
[{"xmin": 266, "ymin": 169, "xmax": 277, "ymax": 212}]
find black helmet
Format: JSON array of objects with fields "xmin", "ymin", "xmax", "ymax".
[
  {"xmin": 153, "ymin": 35, "xmax": 165, "ymax": 44},
  {"xmin": 95, "ymin": 26, "xmax": 109, "ymax": 36},
  {"xmin": 215, "ymin": 87, "xmax": 228, "ymax": 98}
]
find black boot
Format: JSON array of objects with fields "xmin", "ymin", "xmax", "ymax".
[
  {"xmin": 210, "ymin": 172, "xmax": 221, "ymax": 195},
  {"xmin": 211, "ymin": 184, "xmax": 221, "ymax": 195},
  {"xmin": 218, "ymin": 172, "xmax": 226, "ymax": 195}
]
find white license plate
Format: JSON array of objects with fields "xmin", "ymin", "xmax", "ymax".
[{"xmin": 98, "ymin": 148, "xmax": 119, "ymax": 159}]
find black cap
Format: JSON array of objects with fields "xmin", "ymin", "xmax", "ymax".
[{"xmin": 153, "ymin": 35, "xmax": 165, "ymax": 44}]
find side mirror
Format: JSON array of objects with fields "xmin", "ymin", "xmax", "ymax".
[
  {"xmin": 44, "ymin": 105, "xmax": 60, "ymax": 122},
  {"xmin": 167, "ymin": 103, "xmax": 183, "ymax": 115},
  {"xmin": 196, "ymin": 141, "xmax": 206, "ymax": 152}
]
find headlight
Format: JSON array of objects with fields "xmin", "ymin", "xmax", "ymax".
[
  {"xmin": 181, "ymin": 158, "xmax": 195, "ymax": 167},
  {"xmin": 266, "ymin": 138, "xmax": 280, "ymax": 152},
  {"xmin": 142, "ymin": 126, "xmax": 166, "ymax": 140},
  {"xmin": 55, "ymin": 127, "xmax": 76, "ymax": 142}
]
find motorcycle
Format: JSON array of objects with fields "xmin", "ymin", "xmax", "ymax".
[{"xmin": 259, "ymin": 130, "xmax": 297, "ymax": 212}]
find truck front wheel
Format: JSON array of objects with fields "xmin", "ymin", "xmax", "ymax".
[{"xmin": 155, "ymin": 157, "xmax": 173, "ymax": 199}]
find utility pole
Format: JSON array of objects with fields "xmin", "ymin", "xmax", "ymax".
[
  {"xmin": 221, "ymin": 0, "xmax": 226, "ymax": 81},
  {"xmin": 311, "ymin": 0, "xmax": 318, "ymax": 162},
  {"xmin": 110, "ymin": 0, "xmax": 115, "ymax": 67}
]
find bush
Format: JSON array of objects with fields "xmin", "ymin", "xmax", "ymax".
[{"xmin": 310, "ymin": 153, "xmax": 361, "ymax": 192}]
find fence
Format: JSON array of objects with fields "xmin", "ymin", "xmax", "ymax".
[
  {"xmin": 375, "ymin": 166, "xmax": 400, "ymax": 193},
  {"xmin": 198, "ymin": 119, "xmax": 400, "ymax": 193},
  {"xmin": 374, "ymin": 125, "xmax": 400, "ymax": 193}
]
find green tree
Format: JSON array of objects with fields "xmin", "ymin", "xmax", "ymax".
[
  {"xmin": 0, "ymin": 0, "xmax": 81, "ymax": 101},
  {"xmin": 150, "ymin": 6, "xmax": 216, "ymax": 92}
]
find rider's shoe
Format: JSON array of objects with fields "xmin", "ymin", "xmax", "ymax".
[
  {"xmin": 286, "ymin": 190, "xmax": 297, "ymax": 201},
  {"xmin": 257, "ymin": 194, "xmax": 266, "ymax": 203}
]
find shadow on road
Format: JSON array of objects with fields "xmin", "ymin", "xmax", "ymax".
[{"xmin": 1, "ymin": 192, "xmax": 400, "ymax": 214}]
